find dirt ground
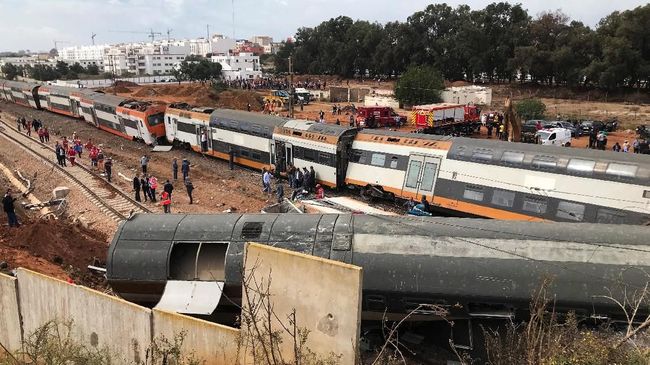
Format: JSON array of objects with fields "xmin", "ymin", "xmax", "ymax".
[{"xmin": 0, "ymin": 101, "xmax": 271, "ymax": 217}]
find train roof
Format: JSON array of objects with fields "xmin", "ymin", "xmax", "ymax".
[
  {"xmin": 209, "ymin": 109, "xmax": 287, "ymax": 128},
  {"xmin": 451, "ymin": 136, "xmax": 650, "ymax": 165},
  {"xmin": 90, "ymin": 92, "xmax": 128, "ymax": 107},
  {"xmin": 282, "ymin": 119, "xmax": 357, "ymax": 137},
  {"xmin": 111, "ymin": 213, "xmax": 649, "ymax": 246},
  {"xmin": 2, "ymin": 80, "xmax": 40, "ymax": 91}
]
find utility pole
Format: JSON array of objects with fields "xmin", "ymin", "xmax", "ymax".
[
  {"xmin": 166, "ymin": 29, "xmax": 173, "ymax": 42},
  {"xmin": 288, "ymin": 56, "xmax": 294, "ymax": 118},
  {"xmin": 232, "ymin": 0, "xmax": 236, "ymax": 39},
  {"xmin": 206, "ymin": 24, "xmax": 210, "ymax": 39}
]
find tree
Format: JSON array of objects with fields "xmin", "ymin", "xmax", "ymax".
[
  {"xmin": 86, "ymin": 64, "xmax": 100, "ymax": 75},
  {"xmin": 1, "ymin": 63, "xmax": 20, "ymax": 80},
  {"xmin": 29, "ymin": 64, "xmax": 59, "ymax": 81},
  {"xmin": 394, "ymin": 65, "xmax": 444, "ymax": 106},
  {"xmin": 69, "ymin": 62, "xmax": 85, "ymax": 75},
  {"xmin": 515, "ymin": 98, "xmax": 546, "ymax": 120},
  {"xmin": 55, "ymin": 61, "xmax": 69, "ymax": 77}
]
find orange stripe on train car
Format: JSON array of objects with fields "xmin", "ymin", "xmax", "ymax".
[
  {"xmin": 354, "ymin": 133, "xmax": 452, "ymax": 151},
  {"xmin": 98, "ymin": 126, "xmax": 131, "ymax": 140},
  {"xmin": 190, "ymin": 146, "xmax": 273, "ymax": 171},
  {"xmin": 344, "ymin": 177, "xmax": 544, "ymax": 221}
]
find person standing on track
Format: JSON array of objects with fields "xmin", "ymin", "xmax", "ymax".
[
  {"xmin": 67, "ymin": 145, "xmax": 77, "ymax": 166},
  {"xmin": 172, "ymin": 158, "xmax": 178, "ymax": 180},
  {"xmin": 104, "ymin": 157, "xmax": 113, "ymax": 183},
  {"xmin": 141, "ymin": 174, "xmax": 150, "ymax": 202},
  {"xmin": 185, "ymin": 179, "xmax": 194, "ymax": 204},
  {"xmin": 148, "ymin": 175, "xmax": 158, "ymax": 202},
  {"xmin": 133, "ymin": 173, "xmax": 141, "ymax": 202},
  {"xmin": 37, "ymin": 127, "xmax": 45, "ymax": 143},
  {"xmin": 43, "ymin": 127, "xmax": 49, "ymax": 143},
  {"xmin": 16, "ymin": 117, "xmax": 21, "ymax": 132},
  {"xmin": 141, "ymin": 155, "xmax": 149, "ymax": 174},
  {"xmin": 3, "ymin": 189, "xmax": 19, "ymax": 228},
  {"xmin": 55, "ymin": 142, "xmax": 65, "ymax": 166}
]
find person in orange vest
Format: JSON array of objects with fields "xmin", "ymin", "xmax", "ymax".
[{"xmin": 161, "ymin": 191, "xmax": 171, "ymax": 214}]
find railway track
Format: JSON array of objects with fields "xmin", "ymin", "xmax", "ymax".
[{"xmin": 0, "ymin": 120, "xmax": 150, "ymax": 221}]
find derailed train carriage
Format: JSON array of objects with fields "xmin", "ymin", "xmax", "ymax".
[{"xmin": 107, "ymin": 213, "xmax": 650, "ymax": 322}]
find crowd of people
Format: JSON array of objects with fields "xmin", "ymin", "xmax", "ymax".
[
  {"xmin": 223, "ymin": 77, "xmax": 329, "ymax": 91},
  {"xmin": 261, "ymin": 164, "xmax": 325, "ymax": 204}
]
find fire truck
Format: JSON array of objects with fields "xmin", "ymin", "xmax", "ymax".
[
  {"xmin": 355, "ymin": 106, "xmax": 407, "ymax": 128},
  {"xmin": 412, "ymin": 103, "xmax": 481, "ymax": 135}
]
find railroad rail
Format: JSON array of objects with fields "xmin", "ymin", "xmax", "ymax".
[{"xmin": 0, "ymin": 120, "xmax": 151, "ymax": 221}]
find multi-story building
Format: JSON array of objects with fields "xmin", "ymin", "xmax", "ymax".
[
  {"xmin": 211, "ymin": 52, "xmax": 261, "ymax": 80},
  {"xmin": 211, "ymin": 35, "xmax": 237, "ymax": 56},
  {"xmin": 250, "ymin": 35, "xmax": 273, "ymax": 54},
  {"xmin": 103, "ymin": 42, "xmax": 188, "ymax": 76},
  {"xmin": 58, "ymin": 45, "xmax": 108, "ymax": 69}
]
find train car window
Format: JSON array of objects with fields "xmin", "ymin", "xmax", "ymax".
[
  {"xmin": 390, "ymin": 156, "xmax": 399, "ymax": 169},
  {"xmin": 522, "ymin": 196, "xmax": 548, "ymax": 214},
  {"xmin": 463, "ymin": 185, "xmax": 484, "ymax": 201},
  {"xmin": 471, "ymin": 148, "xmax": 493, "ymax": 162},
  {"xmin": 371, "ymin": 153, "xmax": 386, "ymax": 167},
  {"xmin": 241, "ymin": 149, "xmax": 250, "ymax": 157},
  {"xmin": 405, "ymin": 161, "xmax": 422, "ymax": 188},
  {"xmin": 350, "ymin": 150, "xmax": 362, "ymax": 163},
  {"xmin": 252, "ymin": 151, "xmax": 262, "ymax": 161},
  {"xmin": 567, "ymin": 159, "xmax": 595, "ymax": 175},
  {"xmin": 177, "ymin": 122, "xmax": 195, "ymax": 134},
  {"xmin": 500, "ymin": 151, "xmax": 524, "ymax": 165},
  {"xmin": 319, "ymin": 152, "xmax": 330, "ymax": 165},
  {"xmin": 147, "ymin": 113, "xmax": 164, "ymax": 126},
  {"xmin": 556, "ymin": 201, "xmax": 585, "ymax": 221},
  {"xmin": 605, "ymin": 163, "xmax": 638, "ymax": 179},
  {"xmin": 491, "ymin": 189, "xmax": 515, "ymax": 207},
  {"xmin": 303, "ymin": 149, "xmax": 315, "ymax": 161},
  {"xmin": 241, "ymin": 222, "xmax": 264, "ymax": 239},
  {"xmin": 531, "ymin": 156, "xmax": 557, "ymax": 170},
  {"xmin": 596, "ymin": 208, "xmax": 627, "ymax": 224}
]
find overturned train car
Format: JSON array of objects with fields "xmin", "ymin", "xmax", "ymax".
[{"xmin": 107, "ymin": 214, "xmax": 650, "ymax": 321}]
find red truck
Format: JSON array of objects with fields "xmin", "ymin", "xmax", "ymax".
[{"xmin": 355, "ymin": 107, "xmax": 407, "ymax": 128}]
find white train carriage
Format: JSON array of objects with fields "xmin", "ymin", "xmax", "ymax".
[
  {"xmin": 90, "ymin": 94, "xmax": 129, "ymax": 139},
  {"xmin": 346, "ymin": 130, "xmax": 452, "ymax": 200},
  {"xmin": 273, "ymin": 120, "xmax": 357, "ymax": 188},
  {"xmin": 1, "ymin": 81, "xmax": 40, "ymax": 109},
  {"xmin": 346, "ymin": 129, "xmax": 650, "ymax": 224},
  {"xmin": 207, "ymin": 109, "xmax": 287, "ymax": 170},
  {"xmin": 38, "ymin": 85, "xmax": 76, "ymax": 117},
  {"xmin": 79, "ymin": 93, "xmax": 99, "ymax": 126},
  {"xmin": 164, "ymin": 104, "xmax": 213, "ymax": 146}
]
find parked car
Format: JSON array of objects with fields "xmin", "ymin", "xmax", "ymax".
[
  {"xmin": 522, "ymin": 119, "xmax": 544, "ymax": 143},
  {"xmin": 580, "ymin": 120, "xmax": 605, "ymax": 134},
  {"xmin": 605, "ymin": 118, "xmax": 618, "ymax": 132},
  {"xmin": 536, "ymin": 127, "xmax": 572, "ymax": 147},
  {"xmin": 549, "ymin": 121, "xmax": 580, "ymax": 137}
]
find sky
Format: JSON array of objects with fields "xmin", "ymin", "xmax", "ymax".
[{"xmin": 0, "ymin": 0, "xmax": 647, "ymax": 52}]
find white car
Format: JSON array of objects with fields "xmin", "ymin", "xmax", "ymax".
[{"xmin": 535, "ymin": 127, "xmax": 572, "ymax": 147}]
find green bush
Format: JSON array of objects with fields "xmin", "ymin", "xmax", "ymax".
[{"xmin": 515, "ymin": 98, "xmax": 547, "ymax": 120}]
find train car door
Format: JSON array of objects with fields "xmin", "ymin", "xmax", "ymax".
[
  {"xmin": 285, "ymin": 143, "xmax": 294, "ymax": 167},
  {"xmin": 195, "ymin": 125, "xmax": 211, "ymax": 152},
  {"xmin": 274, "ymin": 141, "xmax": 286, "ymax": 171},
  {"xmin": 402, "ymin": 155, "xmax": 441, "ymax": 200},
  {"xmin": 71, "ymin": 100, "xmax": 80, "ymax": 117}
]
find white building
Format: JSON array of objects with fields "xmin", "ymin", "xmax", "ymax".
[
  {"xmin": 250, "ymin": 35, "xmax": 273, "ymax": 53},
  {"xmin": 189, "ymin": 38, "xmax": 212, "ymax": 56},
  {"xmin": 103, "ymin": 42, "xmax": 188, "ymax": 76},
  {"xmin": 58, "ymin": 45, "xmax": 108, "ymax": 69},
  {"xmin": 211, "ymin": 35, "xmax": 236, "ymax": 56},
  {"xmin": 211, "ymin": 52, "xmax": 261, "ymax": 80}
]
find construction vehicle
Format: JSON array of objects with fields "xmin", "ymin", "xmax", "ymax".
[{"xmin": 263, "ymin": 90, "xmax": 291, "ymax": 110}]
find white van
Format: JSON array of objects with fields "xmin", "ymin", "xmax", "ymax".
[{"xmin": 535, "ymin": 127, "xmax": 572, "ymax": 147}]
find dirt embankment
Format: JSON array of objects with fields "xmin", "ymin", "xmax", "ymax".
[{"xmin": 99, "ymin": 83, "xmax": 264, "ymax": 110}]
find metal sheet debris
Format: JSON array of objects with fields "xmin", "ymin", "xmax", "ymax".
[
  {"xmin": 154, "ymin": 280, "xmax": 224, "ymax": 315},
  {"xmin": 152, "ymin": 145, "xmax": 173, "ymax": 152}
]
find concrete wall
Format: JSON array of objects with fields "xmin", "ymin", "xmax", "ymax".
[
  {"xmin": 330, "ymin": 87, "xmax": 370, "ymax": 103},
  {"xmin": 441, "ymin": 86, "xmax": 492, "ymax": 106},
  {"xmin": 152, "ymin": 309, "xmax": 239, "ymax": 365},
  {"xmin": 244, "ymin": 243, "xmax": 363, "ymax": 365},
  {"xmin": 0, "ymin": 273, "xmax": 22, "ymax": 352},
  {"xmin": 16, "ymin": 269, "xmax": 151, "ymax": 364},
  {"xmin": 364, "ymin": 95, "xmax": 400, "ymax": 109}
]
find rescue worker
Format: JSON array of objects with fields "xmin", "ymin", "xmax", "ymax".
[
  {"xmin": 161, "ymin": 191, "xmax": 171, "ymax": 214},
  {"xmin": 140, "ymin": 155, "xmax": 149, "ymax": 174},
  {"xmin": 181, "ymin": 159, "xmax": 190, "ymax": 181},
  {"xmin": 141, "ymin": 174, "xmax": 150, "ymax": 202},
  {"xmin": 104, "ymin": 157, "xmax": 113, "ymax": 182},
  {"xmin": 420, "ymin": 195, "xmax": 431, "ymax": 213},
  {"xmin": 38, "ymin": 127, "xmax": 45, "ymax": 143},
  {"xmin": 262, "ymin": 168, "xmax": 272, "ymax": 196},
  {"xmin": 3, "ymin": 189, "xmax": 19, "ymax": 227},
  {"xmin": 185, "ymin": 179, "xmax": 194, "ymax": 204},
  {"xmin": 148, "ymin": 176, "xmax": 158, "ymax": 202},
  {"xmin": 67, "ymin": 145, "xmax": 77, "ymax": 166},
  {"xmin": 43, "ymin": 127, "xmax": 50, "ymax": 142},
  {"xmin": 172, "ymin": 158, "xmax": 178, "ymax": 180},
  {"xmin": 163, "ymin": 179, "xmax": 174, "ymax": 199},
  {"xmin": 133, "ymin": 173, "xmax": 141, "ymax": 202}
]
